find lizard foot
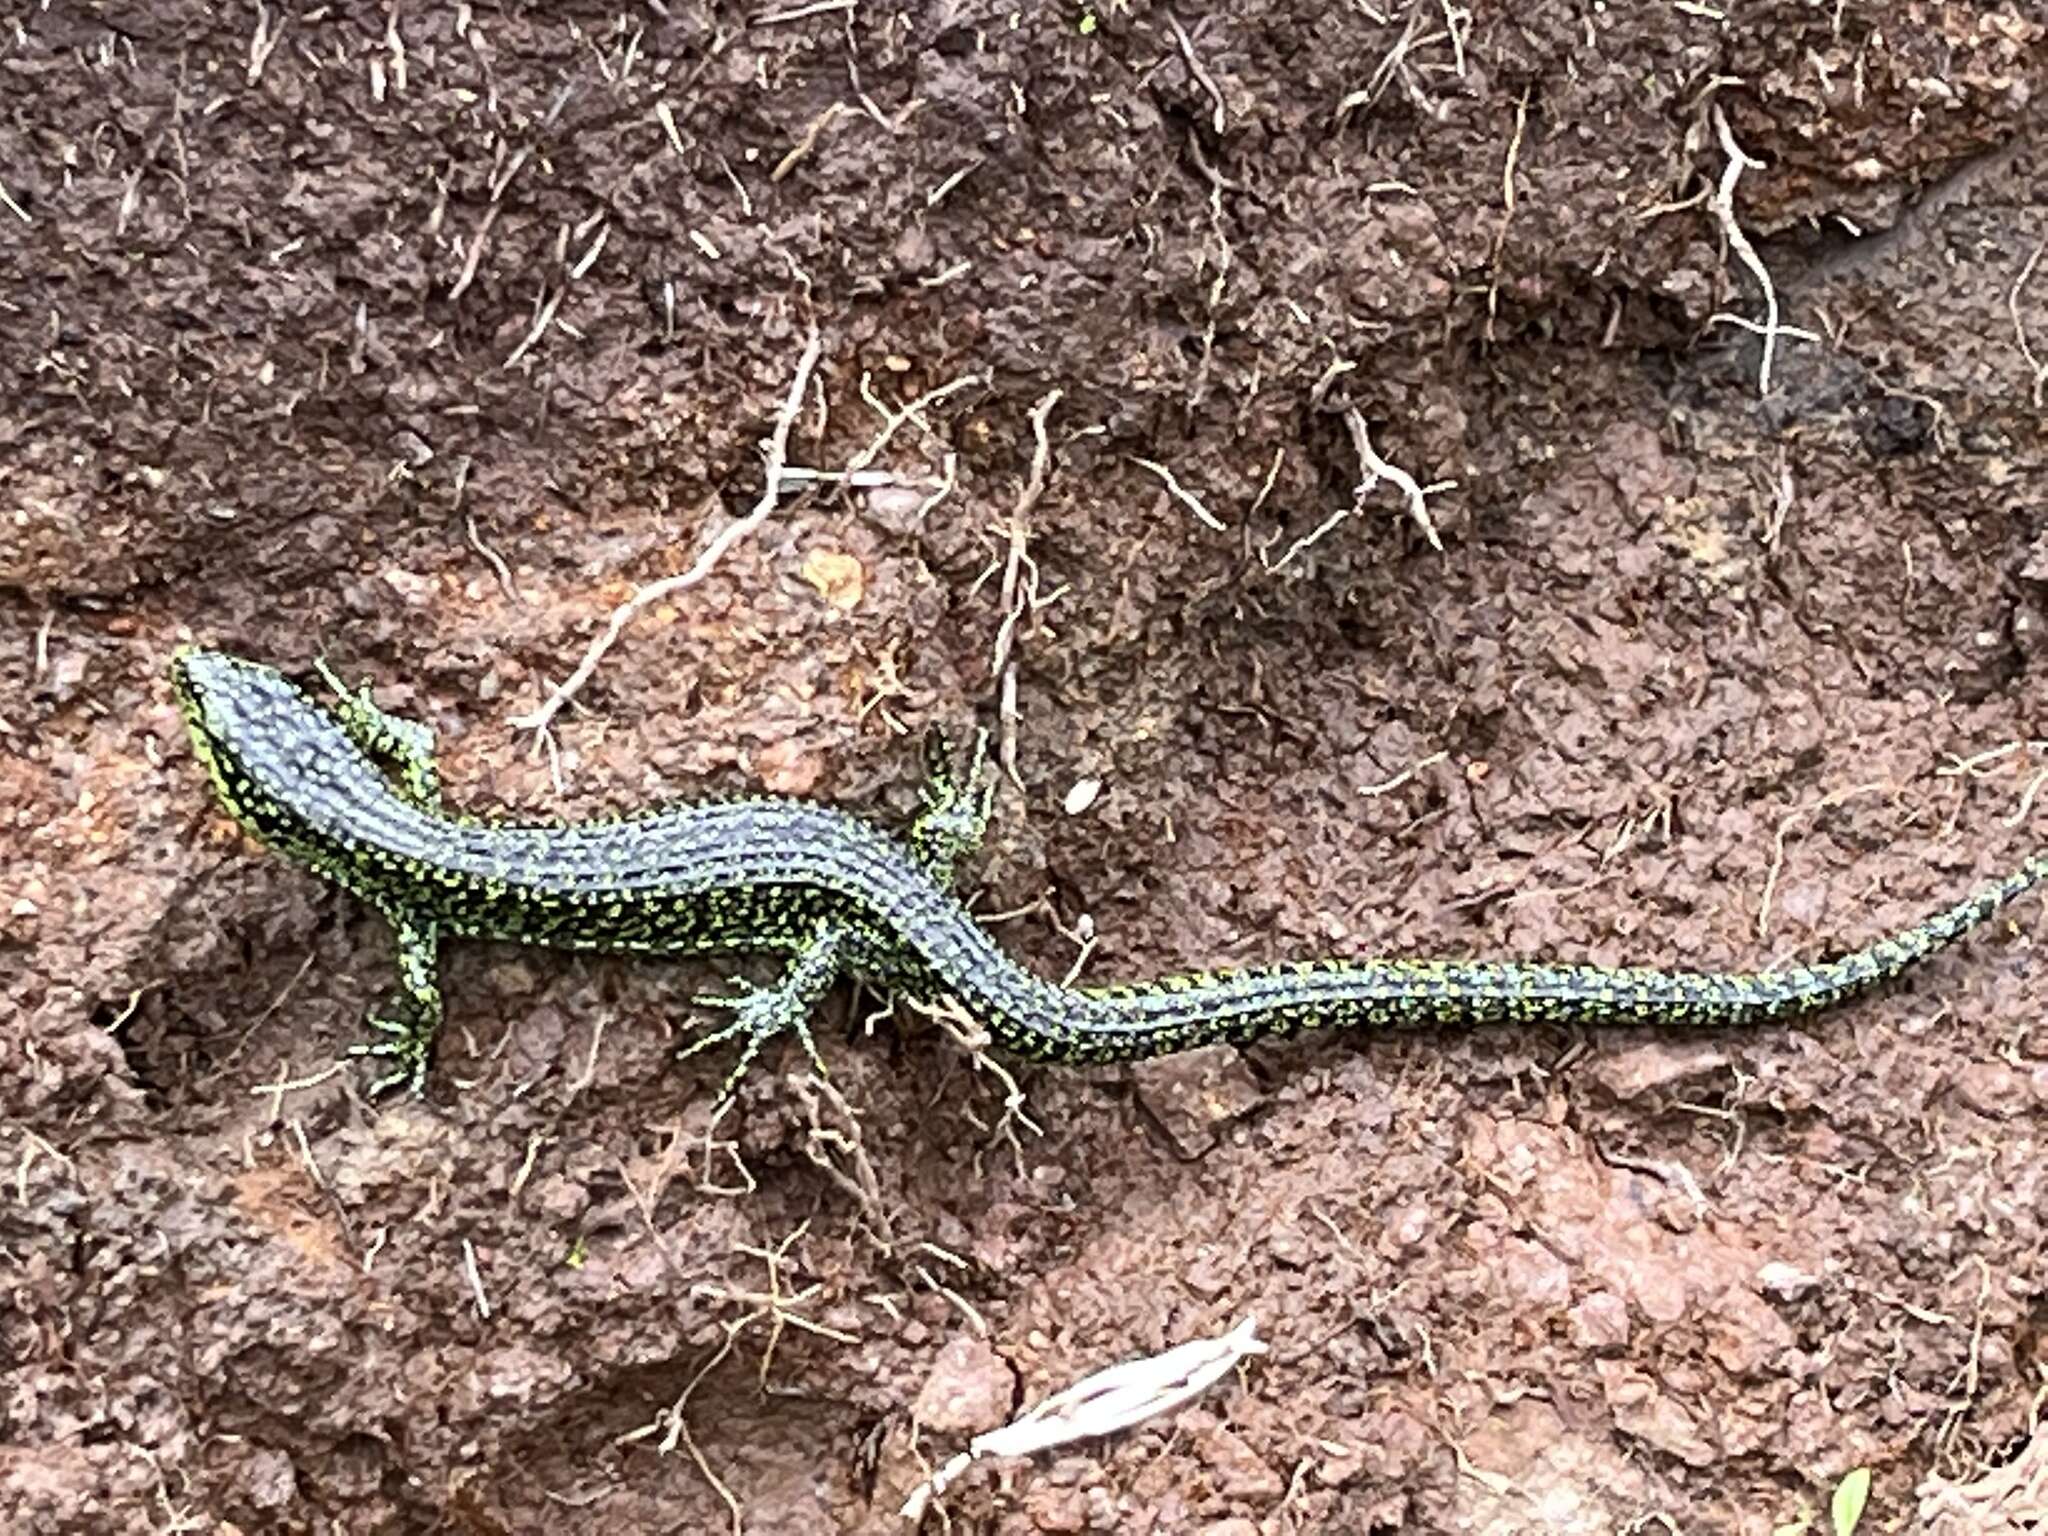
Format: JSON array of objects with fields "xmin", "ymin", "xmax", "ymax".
[
  {"xmin": 682, "ymin": 976, "xmax": 831, "ymax": 1108},
  {"xmin": 347, "ymin": 1007, "xmax": 435, "ymax": 1097}
]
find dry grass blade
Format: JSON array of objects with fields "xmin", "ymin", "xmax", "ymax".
[{"xmin": 900, "ymin": 1317, "xmax": 1267, "ymax": 1520}]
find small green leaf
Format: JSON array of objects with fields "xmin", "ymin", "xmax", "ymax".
[
  {"xmin": 1831, "ymin": 1467, "xmax": 1871, "ymax": 1536},
  {"xmin": 1078, "ymin": 11, "xmax": 1097, "ymax": 33},
  {"xmin": 563, "ymin": 1234, "xmax": 589, "ymax": 1269}
]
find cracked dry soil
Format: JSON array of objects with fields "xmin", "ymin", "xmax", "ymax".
[{"xmin": 5, "ymin": 3, "xmax": 2048, "ymax": 1533}]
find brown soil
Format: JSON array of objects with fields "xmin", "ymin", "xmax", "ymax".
[{"xmin": 6, "ymin": 4, "xmax": 2048, "ymax": 1533}]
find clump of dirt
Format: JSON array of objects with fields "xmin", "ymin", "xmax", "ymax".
[{"xmin": 5, "ymin": 4, "xmax": 2047, "ymax": 1534}]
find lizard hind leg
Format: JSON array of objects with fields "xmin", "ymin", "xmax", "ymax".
[{"xmin": 908, "ymin": 725, "xmax": 994, "ymax": 885}]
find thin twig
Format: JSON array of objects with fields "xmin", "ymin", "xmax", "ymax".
[
  {"xmin": 990, "ymin": 391, "xmax": 1060, "ymax": 791},
  {"xmin": 1756, "ymin": 781, "xmax": 1892, "ymax": 940},
  {"xmin": 642, "ymin": 1332, "xmax": 744, "ymax": 1536},
  {"xmin": 752, "ymin": 0, "xmax": 853, "ymax": 22},
  {"xmin": 15, "ymin": 1129, "xmax": 78, "ymax": 1206},
  {"xmin": 1246, "ymin": 446, "xmax": 1285, "ymax": 524},
  {"xmin": 567, "ymin": 221, "xmax": 610, "ymax": 281},
  {"xmin": 1358, "ymin": 750, "xmax": 1448, "ymax": 797},
  {"xmin": 1707, "ymin": 103, "xmax": 1788, "ymax": 398},
  {"xmin": 247, "ymin": 2, "xmax": 288, "ymax": 84},
  {"xmin": 2007, "ymin": 764, "xmax": 2048, "ymax": 829},
  {"xmin": 772, "ymin": 102, "xmax": 849, "ymax": 182},
  {"xmin": 912, "ymin": 995, "xmax": 1042, "ymax": 1170},
  {"xmin": 461, "ymin": 1237, "xmax": 492, "ymax": 1318},
  {"xmin": 448, "ymin": 204, "xmax": 501, "ymax": 302},
  {"xmin": 2008, "ymin": 239, "xmax": 2048, "ymax": 409},
  {"xmin": 1761, "ymin": 451, "xmax": 1794, "ymax": 550},
  {"xmin": 1347, "ymin": 409, "xmax": 1450, "ymax": 551},
  {"xmin": 1167, "ymin": 13, "xmax": 1226, "ymax": 134},
  {"xmin": 466, "ymin": 512, "xmax": 523, "ymax": 603},
  {"xmin": 915, "ymin": 453, "xmax": 959, "ymax": 521},
  {"xmin": 1334, "ymin": 5, "xmax": 1438, "ymax": 123},
  {"xmin": 489, "ymin": 145, "xmax": 532, "ymax": 204},
  {"xmin": 503, "ymin": 285, "xmax": 565, "ymax": 369},
  {"xmin": 1263, "ymin": 505, "xmax": 1353, "ymax": 573},
  {"xmin": 844, "ymin": 370, "xmax": 986, "ymax": 480},
  {"xmin": 1709, "ymin": 314, "xmax": 1821, "ymax": 344},
  {"xmin": 791, "ymin": 1073, "xmax": 897, "ymax": 1252},
  {"xmin": 691, "ymin": 1221, "xmax": 860, "ymax": 1386},
  {"xmin": 1483, "ymin": 86, "xmax": 1530, "ymax": 341},
  {"xmin": 1935, "ymin": 740, "xmax": 2029, "ymax": 778},
  {"xmin": 654, "ymin": 100, "xmax": 689, "ymax": 157},
  {"xmin": 511, "ymin": 323, "xmax": 823, "ymax": 742},
  {"xmin": 248, "ymin": 1060, "xmax": 347, "ymax": 1121},
  {"xmin": 1130, "ymin": 455, "xmax": 1226, "ymax": 531}
]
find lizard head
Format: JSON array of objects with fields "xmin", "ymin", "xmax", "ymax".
[{"xmin": 170, "ymin": 647, "xmax": 348, "ymax": 854}]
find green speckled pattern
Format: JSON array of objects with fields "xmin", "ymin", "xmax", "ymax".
[{"xmin": 171, "ymin": 648, "xmax": 2047, "ymax": 1084}]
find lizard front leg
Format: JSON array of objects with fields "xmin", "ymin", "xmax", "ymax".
[
  {"xmin": 314, "ymin": 656, "xmax": 443, "ymax": 811},
  {"xmin": 347, "ymin": 909, "xmax": 444, "ymax": 1095}
]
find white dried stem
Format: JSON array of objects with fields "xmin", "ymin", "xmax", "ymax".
[
  {"xmin": 845, "ymin": 370, "xmax": 986, "ymax": 480},
  {"xmin": 900, "ymin": 1318, "xmax": 1266, "ymax": 1522},
  {"xmin": 753, "ymin": 0, "xmax": 854, "ymax": 22},
  {"xmin": 1167, "ymin": 13, "xmax": 1226, "ymax": 133},
  {"xmin": 511, "ymin": 324, "xmax": 823, "ymax": 741},
  {"xmin": 1707, "ymin": 104, "xmax": 1788, "ymax": 398},
  {"xmin": 502, "ymin": 285, "xmax": 565, "ymax": 369},
  {"xmin": 247, "ymin": 2, "xmax": 288, "ymax": 84},
  {"xmin": 447, "ymin": 204, "xmax": 501, "ymax": 303},
  {"xmin": 1129, "ymin": 455, "xmax": 1226, "ymax": 532},
  {"xmin": 1347, "ymin": 409, "xmax": 1449, "ymax": 552},
  {"xmin": 2009, "ymin": 239, "xmax": 2048, "ymax": 409},
  {"xmin": 988, "ymin": 391, "xmax": 1060, "ymax": 790}
]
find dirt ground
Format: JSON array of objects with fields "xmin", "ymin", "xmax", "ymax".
[{"xmin": 6, "ymin": 3, "xmax": 2048, "ymax": 1532}]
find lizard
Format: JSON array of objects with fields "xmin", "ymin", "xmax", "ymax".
[{"xmin": 169, "ymin": 646, "xmax": 2048, "ymax": 1100}]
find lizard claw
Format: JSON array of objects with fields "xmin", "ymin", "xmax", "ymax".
[{"xmin": 690, "ymin": 977, "xmax": 763, "ymax": 1011}]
